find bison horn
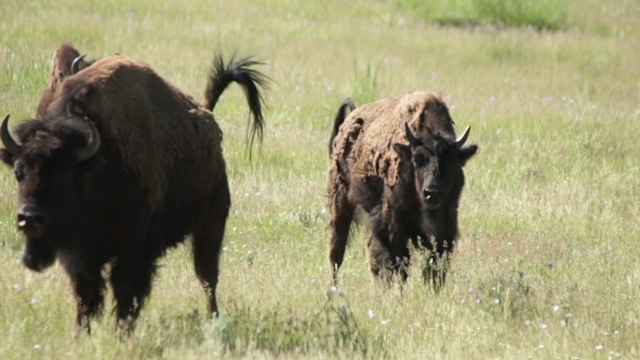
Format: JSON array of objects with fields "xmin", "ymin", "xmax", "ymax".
[
  {"xmin": 404, "ymin": 122, "xmax": 419, "ymax": 147},
  {"xmin": 1, "ymin": 114, "xmax": 22, "ymax": 156},
  {"xmin": 456, "ymin": 125, "xmax": 471, "ymax": 147},
  {"xmin": 70, "ymin": 54, "xmax": 86, "ymax": 75},
  {"xmin": 75, "ymin": 121, "xmax": 100, "ymax": 161}
]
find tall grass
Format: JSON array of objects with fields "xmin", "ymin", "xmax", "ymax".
[{"xmin": 0, "ymin": 0, "xmax": 639, "ymax": 359}]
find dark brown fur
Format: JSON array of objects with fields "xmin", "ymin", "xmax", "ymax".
[
  {"xmin": 326, "ymin": 91, "xmax": 477, "ymax": 290},
  {"xmin": 1, "ymin": 45, "xmax": 268, "ymax": 334}
]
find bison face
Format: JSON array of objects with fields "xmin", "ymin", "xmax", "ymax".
[
  {"xmin": 0, "ymin": 115, "xmax": 100, "ymax": 271},
  {"xmin": 393, "ymin": 123, "xmax": 477, "ymax": 210}
]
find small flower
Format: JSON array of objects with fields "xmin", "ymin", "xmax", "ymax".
[
  {"xmin": 493, "ymin": 298, "xmax": 500, "ymax": 305},
  {"xmin": 552, "ymin": 305, "xmax": 560, "ymax": 312},
  {"xmin": 31, "ymin": 297, "xmax": 38, "ymax": 304},
  {"xmin": 12, "ymin": 283, "xmax": 22, "ymax": 291},
  {"xmin": 595, "ymin": 344, "xmax": 604, "ymax": 351},
  {"xmin": 539, "ymin": 323, "xmax": 548, "ymax": 330},
  {"xmin": 381, "ymin": 319, "xmax": 390, "ymax": 325},
  {"xmin": 367, "ymin": 309, "xmax": 375, "ymax": 319}
]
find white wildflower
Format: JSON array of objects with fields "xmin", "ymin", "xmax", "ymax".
[{"xmin": 367, "ymin": 309, "xmax": 375, "ymax": 319}]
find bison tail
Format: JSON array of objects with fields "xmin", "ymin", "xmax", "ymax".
[
  {"xmin": 328, "ymin": 97, "xmax": 356, "ymax": 157},
  {"xmin": 205, "ymin": 53, "xmax": 270, "ymax": 154}
]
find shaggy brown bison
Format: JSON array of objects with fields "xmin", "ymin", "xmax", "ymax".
[
  {"xmin": 326, "ymin": 91, "xmax": 477, "ymax": 290},
  {"xmin": 1, "ymin": 45, "xmax": 268, "ymax": 333}
]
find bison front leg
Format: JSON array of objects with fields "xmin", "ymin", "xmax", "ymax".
[
  {"xmin": 110, "ymin": 253, "xmax": 156, "ymax": 334},
  {"xmin": 422, "ymin": 239, "xmax": 453, "ymax": 291},
  {"xmin": 67, "ymin": 269, "xmax": 105, "ymax": 335},
  {"xmin": 366, "ymin": 233, "xmax": 410, "ymax": 285}
]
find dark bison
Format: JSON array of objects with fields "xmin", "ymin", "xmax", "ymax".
[
  {"xmin": 1, "ymin": 45, "xmax": 268, "ymax": 333},
  {"xmin": 326, "ymin": 91, "xmax": 477, "ymax": 290}
]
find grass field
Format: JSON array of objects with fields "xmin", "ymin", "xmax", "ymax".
[{"xmin": 1, "ymin": 0, "xmax": 639, "ymax": 358}]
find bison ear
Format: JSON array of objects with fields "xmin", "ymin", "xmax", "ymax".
[
  {"xmin": 393, "ymin": 143, "xmax": 411, "ymax": 161},
  {"xmin": 0, "ymin": 148, "xmax": 15, "ymax": 166},
  {"xmin": 458, "ymin": 144, "xmax": 478, "ymax": 166},
  {"xmin": 51, "ymin": 44, "xmax": 89, "ymax": 76}
]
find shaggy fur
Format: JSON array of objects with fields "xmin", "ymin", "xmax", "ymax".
[
  {"xmin": 1, "ymin": 44, "xmax": 268, "ymax": 334},
  {"xmin": 329, "ymin": 92, "xmax": 455, "ymax": 189},
  {"xmin": 326, "ymin": 91, "xmax": 477, "ymax": 289}
]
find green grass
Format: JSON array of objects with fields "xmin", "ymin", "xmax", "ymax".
[
  {"xmin": 1, "ymin": 0, "xmax": 639, "ymax": 358},
  {"xmin": 389, "ymin": 0, "xmax": 568, "ymax": 30}
]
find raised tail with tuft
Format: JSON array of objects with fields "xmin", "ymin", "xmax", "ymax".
[{"xmin": 204, "ymin": 54, "xmax": 269, "ymax": 155}]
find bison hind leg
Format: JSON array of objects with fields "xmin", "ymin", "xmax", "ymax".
[
  {"xmin": 192, "ymin": 178, "xmax": 230, "ymax": 318},
  {"xmin": 327, "ymin": 202, "xmax": 355, "ymax": 293}
]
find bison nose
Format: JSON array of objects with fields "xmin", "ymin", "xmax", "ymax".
[
  {"xmin": 422, "ymin": 189, "xmax": 443, "ymax": 209},
  {"xmin": 17, "ymin": 208, "xmax": 48, "ymax": 237}
]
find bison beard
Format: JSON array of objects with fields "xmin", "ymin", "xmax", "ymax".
[
  {"xmin": 326, "ymin": 91, "xmax": 477, "ymax": 291},
  {"xmin": 0, "ymin": 45, "xmax": 268, "ymax": 334}
]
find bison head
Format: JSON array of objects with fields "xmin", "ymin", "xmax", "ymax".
[
  {"xmin": 393, "ymin": 122, "xmax": 477, "ymax": 210},
  {"xmin": 0, "ymin": 114, "xmax": 100, "ymax": 271}
]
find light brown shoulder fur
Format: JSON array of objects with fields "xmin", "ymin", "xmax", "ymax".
[{"xmin": 331, "ymin": 91, "xmax": 453, "ymax": 187}]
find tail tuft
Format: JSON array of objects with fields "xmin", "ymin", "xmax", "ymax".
[{"xmin": 205, "ymin": 53, "xmax": 270, "ymax": 156}]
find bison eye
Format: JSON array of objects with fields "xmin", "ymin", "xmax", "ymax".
[
  {"xmin": 13, "ymin": 164, "xmax": 26, "ymax": 182},
  {"xmin": 412, "ymin": 154, "xmax": 428, "ymax": 167}
]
